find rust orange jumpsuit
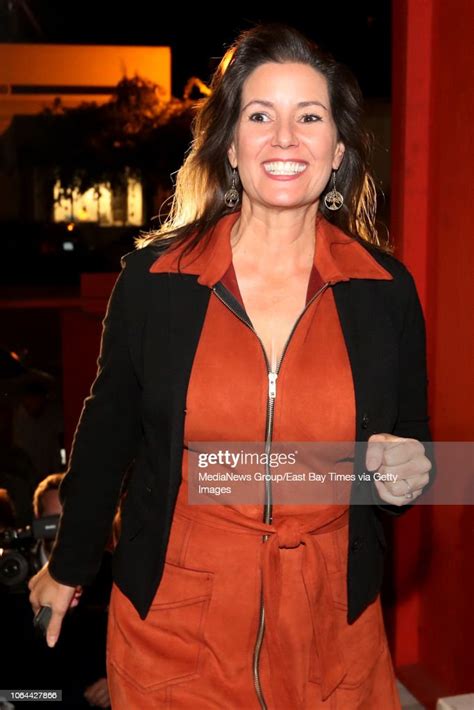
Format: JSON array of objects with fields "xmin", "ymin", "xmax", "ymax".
[{"xmin": 106, "ymin": 212, "xmax": 402, "ymax": 709}]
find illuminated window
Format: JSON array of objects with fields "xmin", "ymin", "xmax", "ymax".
[
  {"xmin": 127, "ymin": 175, "xmax": 143, "ymax": 227},
  {"xmin": 53, "ymin": 174, "xmax": 143, "ymax": 226}
]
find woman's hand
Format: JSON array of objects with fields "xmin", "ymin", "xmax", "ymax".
[
  {"xmin": 28, "ymin": 563, "xmax": 82, "ymax": 647},
  {"xmin": 366, "ymin": 433, "xmax": 432, "ymax": 506}
]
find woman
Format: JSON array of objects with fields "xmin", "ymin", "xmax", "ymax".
[{"xmin": 29, "ymin": 23, "xmax": 433, "ymax": 709}]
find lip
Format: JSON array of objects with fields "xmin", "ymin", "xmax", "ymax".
[{"xmin": 264, "ymin": 172, "xmax": 304, "ymax": 181}]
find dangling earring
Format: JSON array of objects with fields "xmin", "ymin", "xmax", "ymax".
[
  {"xmin": 224, "ymin": 167, "xmax": 240, "ymax": 208},
  {"xmin": 324, "ymin": 170, "xmax": 344, "ymax": 211}
]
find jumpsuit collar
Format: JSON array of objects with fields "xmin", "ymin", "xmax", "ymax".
[{"xmin": 148, "ymin": 210, "xmax": 393, "ymax": 286}]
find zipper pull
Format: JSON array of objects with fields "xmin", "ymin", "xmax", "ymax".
[{"xmin": 268, "ymin": 371, "xmax": 278, "ymax": 400}]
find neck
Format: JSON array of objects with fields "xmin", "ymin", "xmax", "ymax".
[{"xmin": 230, "ymin": 200, "xmax": 320, "ymax": 276}]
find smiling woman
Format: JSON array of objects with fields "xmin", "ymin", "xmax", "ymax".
[
  {"xmin": 227, "ymin": 62, "xmax": 345, "ymax": 214},
  {"xmin": 29, "ymin": 22, "xmax": 432, "ymax": 710}
]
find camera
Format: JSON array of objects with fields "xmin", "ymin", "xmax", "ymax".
[{"xmin": 0, "ymin": 515, "xmax": 59, "ymax": 591}]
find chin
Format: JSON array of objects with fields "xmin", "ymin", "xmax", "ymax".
[
  {"xmin": 260, "ymin": 197, "xmax": 311, "ymax": 210},
  {"xmin": 255, "ymin": 188, "xmax": 315, "ymax": 209}
]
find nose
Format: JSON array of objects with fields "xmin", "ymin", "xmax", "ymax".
[{"xmin": 271, "ymin": 118, "xmax": 298, "ymax": 148}]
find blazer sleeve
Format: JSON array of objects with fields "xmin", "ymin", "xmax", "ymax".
[
  {"xmin": 371, "ymin": 267, "xmax": 436, "ymax": 515},
  {"xmin": 48, "ymin": 255, "xmax": 142, "ymax": 586}
]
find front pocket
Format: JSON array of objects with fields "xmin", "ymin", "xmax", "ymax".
[
  {"xmin": 308, "ymin": 594, "xmax": 385, "ymax": 689},
  {"xmin": 108, "ymin": 563, "xmax": 214, "ymax": 692}
]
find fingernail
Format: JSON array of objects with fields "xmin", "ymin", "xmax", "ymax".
[{"xmin": 47, "ymin": 636, "xmax": 57, "ymax": 648}]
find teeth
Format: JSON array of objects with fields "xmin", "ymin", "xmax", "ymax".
[{"xmin": 264, "ymin": 161, "xmax": 307, "ymax": 175}]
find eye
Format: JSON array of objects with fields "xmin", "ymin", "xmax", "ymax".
[
  {"xmin": 248, "ymin": 112, "xmax": 271, "ymax": 122},
  {"xmin": 300, "ymin": 113, "xmax": 322, "ymax": 123}
]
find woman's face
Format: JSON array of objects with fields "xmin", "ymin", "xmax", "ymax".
[{"xmin": 228, "ymin": 62, "xmax": 345, "ymax": 211}]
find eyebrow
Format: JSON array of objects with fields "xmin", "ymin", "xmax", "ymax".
[{"xmin": 241, "ymin": 99, "xmax": 328, "ymax": 112}]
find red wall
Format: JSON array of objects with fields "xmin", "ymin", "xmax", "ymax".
[{"xmin": 391, "ymin": 0, "xmax": 474, "ymax": 704}]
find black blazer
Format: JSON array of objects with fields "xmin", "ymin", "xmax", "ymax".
[{"xmin": 49, "ymin": 238, "xmax": 432, "ymax": 624}]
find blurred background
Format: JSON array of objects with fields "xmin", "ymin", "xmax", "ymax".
[{"xmin": 0, "ymin": 2, "xmax": 473, "ymax": 709}]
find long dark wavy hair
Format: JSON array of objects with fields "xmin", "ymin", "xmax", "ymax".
[{"xmin": 135, "ymin": 23, "xmax": 391, "ymax": 261}]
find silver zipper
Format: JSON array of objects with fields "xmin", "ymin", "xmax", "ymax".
[{"xmin": 212, "ymin": 280, "xmax": 330, "ymax": 709}]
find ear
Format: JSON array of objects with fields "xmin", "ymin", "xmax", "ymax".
[
  {"xmin": 227, "ymin": 142, "xmax": 237, "ymax": 169},
  {"xmin": 332, "ymin": 141, "xmax": 345, "ymax": 171}
]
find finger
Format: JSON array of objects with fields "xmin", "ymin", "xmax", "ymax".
[
  {"xmin": 101, "ymin": 694, "xmax": 111, "ymax": 707},
  {"xmin": 366, "ymin": 440, "xmax": 385, "ymax": 471},
  {"xmin": 46, "ymin": 608, "xmax": 65, "ymax": 648},
  {"xmin": 376, "ymin": 460, "xmax": 431, "ymax": 495},
  {"xmin": 84, "ymin": 681, "xmax": 99, "ymax": 698},
  {"xmin": 381, "ymin": 439, "xmax": 425, "ymax": 467},
  {"xmin": 89, "ymin": 690, "xmax": 104, "ymax": 705},
  {"xmin": 388, "ymin": 473, "xmax": 430, "ymax": 496},
  {"xmin": 366, "ymin": 433, "xmax": 405, "ymax": 470},
  {"xmin": 96, "ymin": 689, "xmax": 109, "ymax": 706},
  {"xmin": 373, "ymin": 478, "xmax": 423, "ymax": 506},
  {"xmin": 384, "ymin": 477, "xmax": 424, "ymax": 497}
]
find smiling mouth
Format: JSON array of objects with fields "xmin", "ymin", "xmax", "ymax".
[{"xmin": 263, "ymin": 161, "xmax": 308, "ymax": 176}]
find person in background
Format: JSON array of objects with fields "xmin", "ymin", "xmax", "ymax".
[
  {"xmin": 13, "ymin": 374, "xmax": 64, "ymax": 482},
  {"xmin": 0, "ymin": 488, "xmax": 16, "ymax": 531},
  {"xmin": 0, "ymin": 348, "xmax": 36, "ymax": 525},
  {"xmin": 29, "ymin": 474, "xmax": 111, "ymax": 708}
]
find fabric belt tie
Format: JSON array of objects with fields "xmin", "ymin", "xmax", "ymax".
[
  {"xmin": 261, "ymin": 511, "xmax": 349, "ymax": 708},
  {"xmin": 174, "ymin": 491, "xmax": 349, "ymax": 707}
]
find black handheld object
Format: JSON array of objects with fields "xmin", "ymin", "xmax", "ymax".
[{"xmin": 33, "ymin": 605, "xmax": 52, "ymax": 637}]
